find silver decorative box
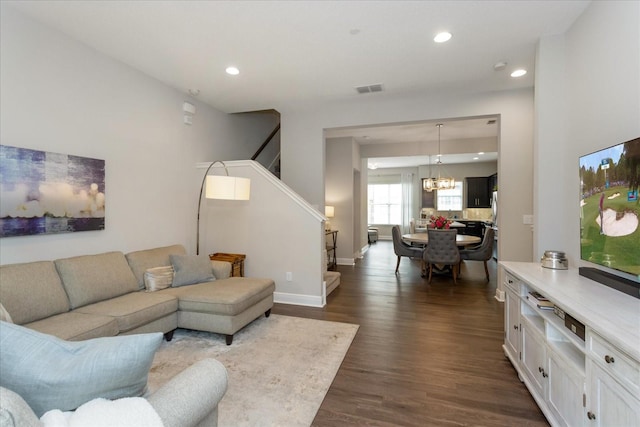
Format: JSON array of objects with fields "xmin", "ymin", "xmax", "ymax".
[{"xmin": 541, "ymin": 250, "xmax": 568, "ymax": 270}]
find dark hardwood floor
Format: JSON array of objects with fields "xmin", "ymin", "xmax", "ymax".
[{"xmin": 273, "ymin": 240, "xmax": 549, "ymax": 426}]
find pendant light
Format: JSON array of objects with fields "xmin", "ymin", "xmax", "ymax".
[
  {"xmin": 423, "ymin": 154, "xmax": 437, "ymax": 191},
  {"xmin": 434, "ymin": 123, "xmax": 455, "ymax": 190}
]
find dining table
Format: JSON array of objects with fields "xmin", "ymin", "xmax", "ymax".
[
  {"xmin": 403, "ymin": 232, "xmax": 482, "ymax": 278},
  {"xmin": 402, "ymin": 233, "xmax": 481, "ymax": 247}
]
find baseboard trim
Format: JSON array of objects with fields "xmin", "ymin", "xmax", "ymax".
[
  {"xmin": 337, "ymin": 257, "xmax": 355, "ymax": 266},
  {"xmin": 495, "ymin": 289, "xmax": 505, "ymax": 302},
  {"xmin": 274, "ymin": 291, "xmax": 324, "ymax": 308}
]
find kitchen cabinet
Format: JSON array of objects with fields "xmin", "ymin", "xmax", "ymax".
[
  {"xmin": 456, "ymin": 220, "xmax": 485, "ymax": 238},
  {"xmin": 421, "ymin": 181, "xmax": 435, "ymax": 208},
  {"xmin": 466, "ymin": 176, "xmax": 491, "ymax": 208},
  {"xmin": 501, "ymin": 262, "xmax": 640, "ymax": 427}
]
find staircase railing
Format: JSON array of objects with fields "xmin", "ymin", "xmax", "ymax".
[{"xmin": 251, "ymin": 123, "xmax": 280, "ymax": 161}]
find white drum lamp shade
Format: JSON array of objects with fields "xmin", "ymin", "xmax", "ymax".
[
  {"xmin": 197, "ymin": 161, "xmax": 250, "ymax": 255},
  {"xmin": 205, "ymin": 175, "xmax": 251, "ymax": 200}
]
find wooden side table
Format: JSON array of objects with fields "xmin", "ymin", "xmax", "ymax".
[
  {"xmin": 209, "ymin": 252, "xmax": 246, "ymax": 277},
  {"xmin": 325, "ymin": 230, "xmax": 338, "ymax": 270}
]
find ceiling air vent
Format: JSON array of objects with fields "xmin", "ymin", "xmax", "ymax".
[{"xmin": 355, "ymin": 83, "xmax": 384, "ymax": 94}]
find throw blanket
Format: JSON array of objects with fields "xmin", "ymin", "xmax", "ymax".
[{"xmin": 40, "ymin": 397, "xmax": 163, "ymax": 427}]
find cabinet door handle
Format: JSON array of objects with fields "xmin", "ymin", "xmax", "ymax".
[
  {"xmin": 538, "ymin": 366, "xmax": 543, "ymax": 373},
  {"xmin": 587, "ymin": 411, "xmax": 596, "ymax": 420},
  {"xmin": 604, "ymin": 354, "xmax": 615, "ymax": 363},
  {"xmin": 513, "ymin": 325, "xmax": 519, "ymax": 330}
]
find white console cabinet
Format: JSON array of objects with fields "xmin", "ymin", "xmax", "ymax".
[{"xmin": 501, "ymin": 262, "xmax": 640, "ymax": 427}]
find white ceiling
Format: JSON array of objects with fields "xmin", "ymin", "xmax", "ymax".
[
  {"xmin": 326, "ymin": 116, "xmax": 500, "ymax": 168},
  {"xmin": 5, "ymin": 0, "xmax": 590, "ymax": 168}
]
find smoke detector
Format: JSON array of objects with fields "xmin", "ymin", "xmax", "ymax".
[{"xmin": 493, "ymin": 61, "xmax": 507, "ymax": 71}]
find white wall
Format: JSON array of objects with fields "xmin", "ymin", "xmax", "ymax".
[
  {"xmin": 199, "ymin": 161, "xmax": 325, "ymax": 307},
  {"xmin": 534, "ymin": 1, "xmax": 640, "ymax": 265},
  {"xmin": 280, "ymin": 88, "xmax": 534, "ymax": 298},
  {"xmin": 326, "ymin": 137, "xmax": 355, "ymax": 264},
  {"xmin": 0, "ymin": 7, "xmax": 259, "ymax": 264}
]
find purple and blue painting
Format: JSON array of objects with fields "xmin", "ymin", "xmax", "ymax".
[{"xmin": 0, "ymin": 145, "xmax": 105, "ymax": 237}]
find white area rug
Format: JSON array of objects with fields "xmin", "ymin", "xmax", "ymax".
[{"xmin": 147, "ymin": 315, "xmax": 358, "ymax": 427}]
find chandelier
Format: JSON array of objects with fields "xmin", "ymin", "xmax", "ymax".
[
  {"xmin": 423, "ymin": 123, "xmax": 455, "ymax": 191},
  {"xmin": 423, "ymin": 155, "xmax": 437, "ymax": 191}
]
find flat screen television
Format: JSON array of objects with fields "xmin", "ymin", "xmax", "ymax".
[{"xmin": 579, "ymin": 137, "xmax": 640, "ymax": 298}]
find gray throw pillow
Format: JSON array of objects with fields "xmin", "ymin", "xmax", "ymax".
[
  {"xmin": 170, "ymin": 254, "xmax": 215, "ymax": 287},
  {"xmin": 0, "ymin": 321, "xmax": 162, "ymax": 417}
]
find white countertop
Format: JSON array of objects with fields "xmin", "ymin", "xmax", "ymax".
[{"xmin": 501, "ymin": 261, "xmax": 640, "ymax": 361}]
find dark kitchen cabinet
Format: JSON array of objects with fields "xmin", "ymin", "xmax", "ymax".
[
  {"xmin": 466, "ymin": 177, "xmax": 491, "ymax": 208},
  {"xmin": 421, "ymin": 179, "xmax": 435, "ymax": 208},
  {"xmin": 457, "ymin": 220, "xmax": 486, "ymax": 238}
]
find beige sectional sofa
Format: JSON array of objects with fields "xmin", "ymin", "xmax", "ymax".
[
  {"xmin": 0, "ymin": 244, "xmax": 275, "ymax": 425},
  {"xmin": 0, "ymin": 244, "xmax": 275, "ymax": 344}
]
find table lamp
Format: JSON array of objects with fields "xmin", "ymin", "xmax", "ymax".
[{"xmin": 325, "ymin": 206, "xmax": 335, "ymax": 231}]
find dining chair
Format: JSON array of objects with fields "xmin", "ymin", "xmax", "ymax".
[
  {"xmin": 459, "ymin": 226, "xmax": 495, "ymax": 281},
  {"xmin": 422, "ymin": 229, "xmax": 460, "ymax": 283},
  {"xmin": 391, "ymin": 225, "xmax": 424, "ymax": 274}
]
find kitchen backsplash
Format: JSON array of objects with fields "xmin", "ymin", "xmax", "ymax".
[
  {"xmin": 419, "ymin": 208, "xmax": 492, "ymax": 220},
  {"xmin": 464, "ymin": 208, "xmax": 493, "ymax": 220}
]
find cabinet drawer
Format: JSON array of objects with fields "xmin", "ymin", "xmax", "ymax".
[
  {"xmin": 587, "ymin": 330, "xmax": 640, "ymax": 395},
  {"xmin": 504, "ymin": 273, "xmax": 520, "ymax": 293}
]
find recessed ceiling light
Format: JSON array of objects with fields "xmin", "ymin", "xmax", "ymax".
[
  {"xmin": 473, "ymin": 157, "xmax": 479, "ymax": 160},
  {"xmin": 226, "ymin": 66, "xmax": 240, "ymax": 75},
  {"xmin": 434, "ymin": 32, "xmax": 452, "ymax": 43},
  {"xmin": 511, "ymin": 69, "xmax": 527, "ymax": 78},
  {"xmin": 478, "ymin": 152, "xmax": 485, "ymax": 155}
]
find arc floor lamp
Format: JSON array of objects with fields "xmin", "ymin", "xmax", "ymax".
[{"xmin": 196, "ymin": 161, "xmax": 251, "ymax": 255}]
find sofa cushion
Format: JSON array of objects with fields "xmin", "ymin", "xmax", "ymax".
[
  {"xmin": 126, "ymin": 245, "xmax": 187, "ymax": 290},
  {"xmin": 74, "ymin": 291, "xmax": 178, "ymax": 333},
  {"xmin": 0, "ymin": 261, "xmax": 70, "ymax": 325},
  {"xmin": 170, "ymin": 254, "xmax": 215, "ymax": 287},
  {"xmin": 54, "ymin": 252, "xmax": 139, "ymax": 309},
  {"xmin": 25, "ymin": 312, "xmax": 119, "ymax": 341},
  {"xmin": 0, "ymin": 321, "xmax": 162, "ymax": 417},
  {"xmin": 161, "ymin": 277, "xmax": 275, "ymax": 316}
]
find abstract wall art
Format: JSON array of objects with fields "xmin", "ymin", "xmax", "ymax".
[{"xmin": 0, "ymin": 145, "xmax": 105, "ymax": 237}]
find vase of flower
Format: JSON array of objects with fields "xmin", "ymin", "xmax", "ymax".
[{"xmin": 429, "ymin": 215, "xmax": 451, "ymax": 229}]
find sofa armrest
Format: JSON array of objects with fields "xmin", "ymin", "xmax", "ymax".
[
  {"xmin": 211, "ymin": 260, "xmax": 232, "ymax": 280},
  {"xmin": 0, "ymin": 387, "xmax": 42, "ymax": 427},
  {"xmin": 146, "ymin": 358, "xmax": 228, "ymax": 427}
]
